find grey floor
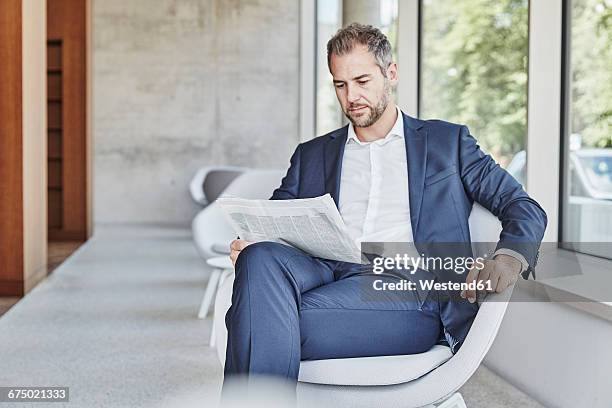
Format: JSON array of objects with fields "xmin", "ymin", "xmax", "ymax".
[{"xmin": 0, "ymin": 225, "xmax": 544, "ymax": 408}]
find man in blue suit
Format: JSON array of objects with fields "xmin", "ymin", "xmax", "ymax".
[{"xmin": 223, "ymin": 23, "xmax": 546, "ymax": 385}]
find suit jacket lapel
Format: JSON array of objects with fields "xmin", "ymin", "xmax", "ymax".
[
  {"xmin": 403, "ymin": 112, "xmax": 427, "ymax": 240},
  {"xmin": 324, "ymin": 125, "xmax": 348, "ymax": 207}
]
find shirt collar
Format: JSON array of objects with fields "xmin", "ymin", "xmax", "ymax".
[{"xmin": 346, "ymin": 106, "xmax": 404, "ymax": 146}]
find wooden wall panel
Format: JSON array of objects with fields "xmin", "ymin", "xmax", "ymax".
[
  {"xmin": 48, "ymin": 0, "xmax": 87, "ymax": 241},
  {"xmin": 22, "ymin": 0, "xmax": 48, "ymax": 293},
  {"xmin": 0, "ymin": 0, "xmax": 24, "ymax": 296}
]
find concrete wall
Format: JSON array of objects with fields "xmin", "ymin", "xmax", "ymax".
[{"xmin": 93, "ymin": 0, "xmax": 299, "ymax": 226}]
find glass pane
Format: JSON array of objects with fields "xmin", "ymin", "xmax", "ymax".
[
  {"xmin": 315, "ymin": 0, "xmax": 399, "ymax": 136},
  {"xmin": 562, "ymin": 0, "xmax": 612, "ymax": 256},
  {"xmin": 420, "ymin": 0, "xmax": 529, "ymax": 178},
  {"xmin": 380, "ymin": 0, "xmax": 399, "ymax": 62},
  {"xmin": 316, "ymin": 0, "xmax": 343, "ymax": 136},
  {"xmin": 380, "ymin": 0, "xmax": 399, "ymax": 100}
]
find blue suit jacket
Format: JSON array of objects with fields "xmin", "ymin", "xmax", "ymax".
[
  {"xmin": 272, "ymin": 111, "xmax": 547, "ymax": 274},
  {"xmin": 270, "ymin": 112, "xmax": 547, "ymax": 351}
]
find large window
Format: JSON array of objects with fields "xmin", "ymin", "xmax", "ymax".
[
  {"xmin": 316, "ymin": 0, "xmax": 343, "ymax": 137},
  {"xmin": 315, "ymin": 0, "xmax": 398, "ymax": 136},
  {"xmin": 561, "ymin": 0, "xmax": 612, "ymax": 257},
  {"xmin": 420, "ymin": 0, "xmax": 529, "ymax": 172}
]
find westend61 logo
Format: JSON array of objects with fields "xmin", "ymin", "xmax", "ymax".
[
  {"xmin": 370, "ymin": 254, "xmax": 492, "ymax": 292},
  {"xmin": 371, "ymin": 254, "xmax": 486, "ymax": 275}
]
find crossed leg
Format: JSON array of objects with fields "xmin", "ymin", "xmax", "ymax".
[{"xmin": 223, "ymin": 241, "xmax": 442, "ymax": 385}]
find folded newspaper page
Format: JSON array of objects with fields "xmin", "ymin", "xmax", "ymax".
[{"xmin": 216, "ymin": 194, "xmax": 362, "ymax": 263}]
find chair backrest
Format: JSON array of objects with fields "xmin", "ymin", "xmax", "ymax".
[
  {"xmin": 203, "ymin": 168, "xmax": 246, "ymax": 204},
  {"xmin": 192, "ymin": 169, "xmax": 285, "ymax": 260},
  {"xmin": 220, "ymin": 169, "xmax": 286, "ymax": 199},
  {"xmin": 467, "ymin": 202, "xmax": 502, "ymax": 242},
  {"xmin": 189, "ymin": 166, "xmax": 246, "ymax": 206},
  {"xmin": 468, "ymin": 203, "xmax": 503, "ymax": 259}
]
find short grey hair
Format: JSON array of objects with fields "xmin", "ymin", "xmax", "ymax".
[{"xmin": 326, "ymin": 23, "xmax": 393, "ymax": 77}]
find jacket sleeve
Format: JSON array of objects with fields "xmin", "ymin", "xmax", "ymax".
[
  {"xmin": 458, "ymin": 125, "xmax": 547, "ymax": 276},
  {"xmin": 270, "ymin": 143, "xmax": 302, "ymax": 200}
]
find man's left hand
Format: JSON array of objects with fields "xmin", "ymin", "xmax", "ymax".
[{"xmin": 461, "ymin": 254, "xmax": 522, "ymax": 303}]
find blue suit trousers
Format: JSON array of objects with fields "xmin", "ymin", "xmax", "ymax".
[{"xmin": 223, "ymin": 242, "xmax": 445, "ymax": 383}]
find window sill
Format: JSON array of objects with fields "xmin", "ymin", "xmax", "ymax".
[{"xmin": 519, "ymin": 246, "xmax": 612, "ymax": 322}]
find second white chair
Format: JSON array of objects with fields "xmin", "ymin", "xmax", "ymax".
[{"xmin": 192, "ymin": 169, "xmax": 286, "ymax": 318}]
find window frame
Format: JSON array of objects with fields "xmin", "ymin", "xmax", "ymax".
[
  {"xmin": 558, "ymin": 0, "xmax": 612, "ymax": 260},
  {"xmin": 559, "ymin": 0, "xmax": 571, "ymax": 246}
]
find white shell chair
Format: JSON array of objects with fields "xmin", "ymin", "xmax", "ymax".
[
  {"xmin": 212, "ymin": 203, "xmax": 511, "ymax": 408},
  {"xmin": 192, "ymin": 169, "xmax": 285, "ymax": 319}
]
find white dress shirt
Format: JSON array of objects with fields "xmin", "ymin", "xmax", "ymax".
[{"xmin": 339, "ymin": 106, "xmax": 413, "ymax": 246}]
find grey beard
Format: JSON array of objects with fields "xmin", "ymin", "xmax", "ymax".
[{"xmin": 347, "ymin": 83, "xmax": 391, "ymax": 128}]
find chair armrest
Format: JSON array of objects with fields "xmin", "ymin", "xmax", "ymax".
[
  {"xmin": 206, "ymin": 256, "xmax": 234, "ymax": 270},
  {"xmin": 212, "ymin": 242, "xmax": 231, "ymax": 255}
]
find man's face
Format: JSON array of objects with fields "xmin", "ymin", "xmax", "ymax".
[{"xmin": 329, "ymin": 44, "xmax": 397, "ymax": 128}]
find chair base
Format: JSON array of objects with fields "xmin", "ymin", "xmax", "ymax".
[
  {"xmin": 208, "ymin": 268, "xmax": 234, "ymax": 347},
  {"xmin": 197, "ymin": 268, "xmax": 222, "ymax": 319},
  {"xmin": 295, "ymin": 385, "xmax": 467, "ymax": 408},
  {"xmin": 198, "ymin": 256, "xmax": 234, "ymax": 319}
]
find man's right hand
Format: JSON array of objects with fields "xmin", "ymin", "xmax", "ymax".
[{"xmin": 230, "ymin": 239, "xmax": 253, "ymax": 267}]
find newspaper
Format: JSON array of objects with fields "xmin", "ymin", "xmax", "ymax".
[{"xmin": 216, "ymin": 194, "xmax": 362, "ymax": 263}]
